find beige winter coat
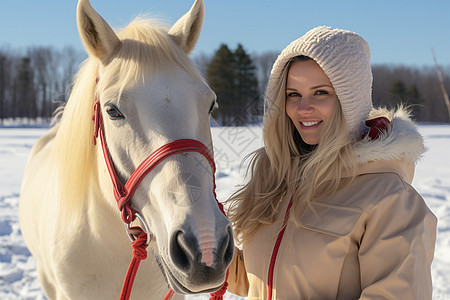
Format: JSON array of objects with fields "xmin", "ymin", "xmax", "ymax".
[{"xmin": 227, "ymin": 109, "xmax": 437, "ymax": 299}]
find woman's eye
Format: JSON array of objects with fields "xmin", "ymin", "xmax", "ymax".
[
  {"xmin": 105, "ymin": 104, "xmax": 125, "ymax": 120},
  {"xmin": 287, "ymin": 92, "xmax": 301, "ymax": 98},
  {"xmin": 315, "ymin": 90, "xmax": 329, "ymax": 95}
]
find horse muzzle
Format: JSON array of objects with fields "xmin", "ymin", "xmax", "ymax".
[{"xmin": 163, "ymin": 221, "xmax": 234, "ymax": 294}]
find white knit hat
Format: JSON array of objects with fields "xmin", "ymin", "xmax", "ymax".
[{"xmin": 267, "ymin": 26, "xmax": 373, "ymax": 137}]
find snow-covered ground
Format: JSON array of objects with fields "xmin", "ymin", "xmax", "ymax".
[{"xmin": 0, "ymin": 124, "xmax": 449, "ymax": 299}]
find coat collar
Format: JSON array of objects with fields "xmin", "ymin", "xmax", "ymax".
[{"xmin": 351, "ymin": 107, "xmax": 426, "ymax": 184}]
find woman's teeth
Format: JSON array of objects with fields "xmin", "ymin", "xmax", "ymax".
[{"xmin": 301, "ymin": 121, "xmax": 320, "ymax": 127}]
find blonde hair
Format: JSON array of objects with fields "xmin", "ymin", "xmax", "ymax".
[{"xmin": 227, "ymin": 56, "xmax": 360, "ymax": 244}]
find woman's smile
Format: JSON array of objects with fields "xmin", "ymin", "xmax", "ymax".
[{"xmin": 299, "ymin": 120, "xmax": 322, "ymax": 129}]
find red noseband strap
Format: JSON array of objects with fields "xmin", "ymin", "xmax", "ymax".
[{"xmin": 92, "ymin": 100, "xmax": 221, "ymax": 224}]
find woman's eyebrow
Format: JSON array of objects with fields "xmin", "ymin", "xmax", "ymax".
[
  {"xmin": 286, "ymin": 85, "xmax": 333, "ymax": 91},
  {"xmin": 311, "ymin": 84, "xmax": 333, "ymax": 89}
]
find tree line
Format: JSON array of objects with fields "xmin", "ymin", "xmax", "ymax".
[
  {"xmin": 1, "ymin": 44, "xmax": 449, "ymax": 126},
  {"xmin": 0, "ymin": 46, "xmax": 84, "ymax": 125}
]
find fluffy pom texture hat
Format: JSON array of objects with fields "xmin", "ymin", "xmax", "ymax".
[{"xmin": 267, "ymin": 26, "xmax": 373, "ymax": 136}]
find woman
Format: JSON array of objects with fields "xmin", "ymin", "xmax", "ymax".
[{"xmin": 226, "ymin": 26, "xmax": 437, "ymax": 299}]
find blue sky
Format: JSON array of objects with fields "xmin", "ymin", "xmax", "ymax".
[{"xmin": 1, "ymin": 0, "xmax": 449, "ymax": 66}]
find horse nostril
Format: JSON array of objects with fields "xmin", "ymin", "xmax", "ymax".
[
  {"xmin": 170, "ymin": 231, "xmax": 192, "ymax": 272},
  {"xmin": 216, "ymin": 225, "xmax": 234, "ymax": 266},
  {"xmin": 222, "ymin": 225, "xmax": 234, "ymax": 266}
]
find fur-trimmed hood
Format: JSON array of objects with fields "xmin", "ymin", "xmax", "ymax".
[{"xmin": 351, "ymin": 107, "xmax": 426, "ymax": 184}]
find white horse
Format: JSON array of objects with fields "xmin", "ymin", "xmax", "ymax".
[{"xmin": 19, "ymin": 0, "xmax": 233, "ymax": 299}]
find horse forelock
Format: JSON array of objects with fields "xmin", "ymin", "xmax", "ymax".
[{"xmin": 51, "ymin": 17, "xmax": 205, "ymax": 219}]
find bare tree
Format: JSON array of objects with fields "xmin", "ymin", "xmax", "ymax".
[
  {"xmin": 1, "ymin": 43, "xmax": 449, "ymax": 125},
  {"xmin": 432, "ymin": 49, "xmax": 450, "ymax": 119},
  {"xmin": 372, "ymin": 64, "xmax": 450, "ymax": 123},
  {"xmin": 0, "ymin": 48, "xmax": 15, "ymax": 125},
  {"xmin": 29, "ymin": 47, "xmax": 52, "ymax": 120},
  {"xmin": 253, "ymin": 51, "xmax": 278, "ymax": 96},
  {"xmin": 0, "ymin": 53, "xmax": 7, "ymax": 125},
  {"xmin": 61, "ymin": 46, "xmax": 85, "ymax": 102},
  {"xmin": 192, "ymin": 52, "xmax": 212, "ymax": 77}
]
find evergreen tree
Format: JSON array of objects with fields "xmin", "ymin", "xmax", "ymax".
[
  {"xmin": 389, "ymin": 80, "xmax": 424, "ymax": 120},
  {"xmin": 407, "ymin": 84, "xmax": 423, "ymax": 120},
  {"xmin": 207, "ymin": 44, "xmax": 235, "ymax": 124},
  {"xmin": 14, "ymin": 57, "xmax": 37, "ymax": 120},
  {"xmin": 389, "ymin": 80, "xmax": 408, "ymax": 107},
  {"xmin": 206, "ymin": 44, "xmax": 259, "ymax": 125},
  {"xmin": 234, "ymin": 44, "xmax": 259, "ymax": 124},
  {"xmin": 407, "ymin": 84, "xmax": 422, "ymax": 105}
]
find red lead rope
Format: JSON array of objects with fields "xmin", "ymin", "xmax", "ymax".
[
  {"xmin": 120, "ymin": 229, "xmax": 148, "ymax": 299},
  {"xmin": 92, "ymin": 100, "xmax": 228, "ymax": 300}
]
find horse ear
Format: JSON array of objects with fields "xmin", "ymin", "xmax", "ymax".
[
  {"xmin": 168, "ymin": 0, "xmax": 205, "ymax": 55},
  {"xmin": 76, "ymin": 0, "xmax": 122, "ymax": 64}
]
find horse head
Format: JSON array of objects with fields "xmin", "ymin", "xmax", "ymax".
[{"xmin": 76, "ymin": 0, "xmax": 233, "ymax": 294}]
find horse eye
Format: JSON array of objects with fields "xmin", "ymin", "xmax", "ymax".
[
  {"xmin": 209, "ymin": 101, "xmax": 218, "ymax": 114},
  {"xmin": 105, "ymin": 103, "xmax": 125, "ymax": 120}
]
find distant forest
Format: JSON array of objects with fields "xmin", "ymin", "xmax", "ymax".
[{"xmin": 1, "ymin": 44, "xmax": 449, "ymax": 126}]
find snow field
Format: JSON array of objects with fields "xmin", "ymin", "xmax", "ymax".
[{"xmin": 0, "ymin": 125, "xmax": 449, "ymax": 299}]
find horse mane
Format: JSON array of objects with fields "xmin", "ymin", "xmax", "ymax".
[{"xmin": 51, "ymin": 17, "xmax": 204, "ymax": 219}]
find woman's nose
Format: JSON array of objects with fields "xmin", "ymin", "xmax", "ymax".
[{"xmin": 297, "ymin": 97, "xmax": 314, "ymax": 115}]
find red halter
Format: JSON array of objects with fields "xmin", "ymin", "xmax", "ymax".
[{"xmin": 92, "ymin": 99, "xmax": 228, "ymax": 300}]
